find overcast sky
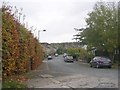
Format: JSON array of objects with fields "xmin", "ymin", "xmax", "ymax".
[{"xmin": 2, "ymin": 0, "xmax": 118, "ymax": 43}]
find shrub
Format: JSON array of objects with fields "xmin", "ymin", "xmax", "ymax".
[
  {"xmin": 2, "ymin": 80, "xmax": 27, "ymax": 88},
  {"xmin": 2, "ymin": 3, "xmax": 43, "ymax": 77}
]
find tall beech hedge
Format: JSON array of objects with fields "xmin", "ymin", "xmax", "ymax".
[{"xmin": 2, "ymin": 4, "xmax": 43, "ymax": 77}]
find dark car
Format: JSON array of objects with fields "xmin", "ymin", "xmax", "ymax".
[
  {"xmin": 90, "ymin": 56, "xmax": 112, "ymax": 68},
  {"xmin": 64, "ymin": 55, "xmax": 74, "ymax": 62}
]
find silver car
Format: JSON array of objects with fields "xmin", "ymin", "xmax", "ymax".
[
  {"xmin": 48, "ymin": 55, "xmax": 52, "ymax": 60},
  {"xmin": 64, "ymin": 55, "xmax": 74, "ymax": 62},
  {"xmin": 63, "ymin": 53, "xmax": 67, "ymax": 58}
]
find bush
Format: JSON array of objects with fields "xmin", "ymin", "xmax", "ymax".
[
  {"xmin": 2, "ymin": 3, "xmax": 43, "ymax": 77},
  {"xmin": 67, "ymin": 48, "xmax": 80, "ymax": 60},
  {"xmin": 56, "ymin": 47, "xmax": 65, "ymax": 55},
  {"xmin": 2, "ymin": 80, "xmax": 27, "ymax": 88},
  {"xmin": 86, "ymin": 52, "xmax": 94, "ymax": 63},
  {"xmin": 67, "ymin": 48, "xmax": 92, "ymax": 62}
]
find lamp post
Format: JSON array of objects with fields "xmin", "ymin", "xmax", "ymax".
[
  {"xmin": 38, "ymin": 30, "xmax": 49, "ymax": 71},
  {"xmin": 38, "ymin": 30, "xmax": 46, "ymax": 42}
]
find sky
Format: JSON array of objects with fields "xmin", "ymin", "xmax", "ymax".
[{"xmin": 2, "ymin": 0, "xmax": 119, "ymax": 43}]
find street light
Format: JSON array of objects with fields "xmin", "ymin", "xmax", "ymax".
[
  {"xmin": 38, "ymin": 30, "xmax": 49, "ymax": 72},
  {"xmin": 38, "ymin": 30, "xmax": 46, "ymax": 41}
]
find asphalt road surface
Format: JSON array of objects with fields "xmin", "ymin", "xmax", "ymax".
[
  {"xmin": 43, "ymin": 55, "xmax": 118, "ymax": 79},
  {"xmin": 27, "ymin": 55, "xmax": 118, "ymax": 88}
]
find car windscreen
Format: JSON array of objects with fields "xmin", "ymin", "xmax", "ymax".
[{"xmin": 95, "ymin": 57, "xmax": 110, "ymax": 61}]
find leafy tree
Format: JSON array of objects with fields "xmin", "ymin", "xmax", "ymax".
[
  {"xmin": 78, "ymin": 2, "xmax": 118, "ymax": 62},
  {"xmin": 67, "ymin": 48, "xmax": 80, "ymax": 60},
  {"xmin": 67, "ymin": 48, "xmax": 88, "ymax": 61},
  {"xmin": 56, "ymin": 47, "xmax": 65, "ymax": 55}
]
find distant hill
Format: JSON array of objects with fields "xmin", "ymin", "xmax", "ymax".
[{"xmin": 41, "ymin": 42, "xmax": 83, "ymax": 55}]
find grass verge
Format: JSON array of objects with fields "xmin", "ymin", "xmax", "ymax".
[
  {"xmin": 112, "ymin": 63, "xmax": 118, "ymax": 69},
  {"xmin": 2, "ymin": 80, "xmax": 27, "ymax": 88},
  {"xmin": 2, "ymin": 74, "xmax": 28, "ymax": 89}
]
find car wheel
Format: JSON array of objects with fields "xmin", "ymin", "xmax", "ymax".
[
  {"xmin": 90, "ymin": 64, "xmax": 92, "ymax": 67},
  {"xmin": 108, "ymin": 66, "xmax": 111, "ymax": 68}
]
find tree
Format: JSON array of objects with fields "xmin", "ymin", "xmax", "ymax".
[
  {"xmin": 67, "ymin": 48, "xmax": 80, "ymax": 60},
  {"xmin": 67, "ymin": 48, "xmax": 88, "ymax": 61},
  {"xmin": 78, "ymin": 2, "xmax": 118, "ymax": 62},
  {"xmin": 56, "ymin": 47, "xmax": 65, "ymax": 55}
]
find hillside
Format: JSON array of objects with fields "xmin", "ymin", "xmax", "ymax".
[{"xmin": 41, "ymin": 42, "xmax": 83, "ymax": 55}]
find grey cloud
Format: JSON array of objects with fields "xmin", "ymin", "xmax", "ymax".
[{"xmin": 5, "ymin": 0, "xmax": 97, "ymax": 43}]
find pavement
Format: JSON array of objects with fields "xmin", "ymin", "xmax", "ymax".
[
  {"xmin": 26, "ymin": 71, "xmax": 118, "ymax": 88},
  {"xmin": 26, "ymin": 73, "xmax": 118, "ymax": 88}
]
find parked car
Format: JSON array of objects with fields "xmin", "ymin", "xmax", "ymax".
[
  {"xmin": 63, "ymin": 53, "xmax": 67, "ymax": 58},
  {"xmin": 48, "ymin": 55, "xmax": 52, "ymax": 60},
  {"xmin": 89, "ymin": 56, "xmax": 112, "ymax": 68},
  {"xmin": 64, "ymin": 55, "xmax": 74, "ymax": 62}
]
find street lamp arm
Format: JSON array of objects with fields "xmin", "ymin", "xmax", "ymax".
[
  {"xmin": 38, "ymin": 29, "xmax": 46, "ymax": 41},
  {"xmin": 43, "ymin": 30, "xmax": 46, "ymax": 31}
]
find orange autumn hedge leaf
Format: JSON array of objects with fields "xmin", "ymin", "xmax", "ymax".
[{"xmin": 2, "ymin": 3, "xmax": 43, "ymax": 77}]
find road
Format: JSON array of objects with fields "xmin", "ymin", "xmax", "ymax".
[
  {"xmin": 45, "ymin": 55, "xmax": 117, "ymax": 78},
  {"xmin": 26, "ymin": 55, "xmax": 118, "ymax": 88}
]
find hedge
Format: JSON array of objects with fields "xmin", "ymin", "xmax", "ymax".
[{"xmin": 2, "ymin": 3, "xmax": 43, "ymax": 77}]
